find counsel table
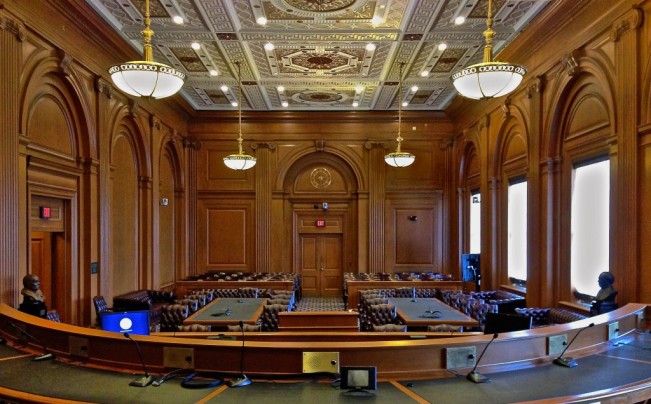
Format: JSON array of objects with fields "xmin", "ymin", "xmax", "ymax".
[
  {"xmin": 392, "ymin": 297, "xmax": 478, "ymax": 329},
  {"xmin": 183, "ymin": 297, "xmax": 267, "ymax": 327}
]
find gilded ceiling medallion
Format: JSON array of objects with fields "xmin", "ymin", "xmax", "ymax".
[
  {"xmin": 299, "ymin": 92, "xmax": 343, "ymax": 103},
  {"xmin": 283, "ymin": 0, "xmax": 356, "ymax": 13},
  {"xmin": 310, "ymin": 168, "xmax": 332, "ymax": 188}
]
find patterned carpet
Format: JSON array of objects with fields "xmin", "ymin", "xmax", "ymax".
[{"xmin": 294, "ymin": 296, "xmax": 346, "ymax": 312}]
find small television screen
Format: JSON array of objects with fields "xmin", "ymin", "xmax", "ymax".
[
  {"xmin": 340, "ymin": 366, "xmax": 377, "ymax": 396},
  {"xmin": 100, "ymin": 311, "xmax": 150, "ymax": 335},
  {"xmin": 483, "ymin": 312, "xmax": 532, "ymax": 335},
  {"xmin": 461, "ymin": 253, "xmax": 480, "ymax": 282}
]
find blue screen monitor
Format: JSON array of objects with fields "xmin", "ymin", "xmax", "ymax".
[{"xmin": 100, "ymin": 310, "xmax": 150, "ymax": 335}]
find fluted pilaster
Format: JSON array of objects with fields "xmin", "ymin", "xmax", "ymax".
[
  {"xmin": 253, "ymin": 142, "xmax": 275, "ymax": 273},
  {"xmin": 365, "ymin": 142, "xmax": 388, "ymax": 273}
]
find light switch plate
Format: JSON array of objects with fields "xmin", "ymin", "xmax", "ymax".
[
  {"xmin": 446, "ymin": 346, "xmax": 476, "ymax": 369},
  {"xmin": 69, "ymin": 336, "xmax": 89, "ymax": 358},
  {"xmin": 608, "ymin": 321, "xmax": 620, "ymax": 340},
  {"xmin": 163, "ymin": 347, "xmax": 194, "ymax": 369},
  {"xmin": 548, "ymin": 334, "xmax": 567, "ymax": 356}
]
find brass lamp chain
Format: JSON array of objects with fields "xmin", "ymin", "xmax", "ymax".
[
  {"xmin": 236, "ymin": 61, "xmax": 244, "ymax": 155},
  {"xmin": 483, "ymin": 0, "xmax": 495, "ymax": 64},
  {"xmin": 142, "ymin": 0, "xmax": 154, "ymax": 62},
  {"xmin": 396, "ymin": 62, "xmax": 405, "ymax": 153}
]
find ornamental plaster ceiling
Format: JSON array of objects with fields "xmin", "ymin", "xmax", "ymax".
[{"xmin": 87, "ymin": 0, "xmax": 550, "ymax": 111}]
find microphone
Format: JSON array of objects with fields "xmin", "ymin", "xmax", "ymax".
[
  {"xmin": 466, "ymin": 333, "xmax": 498, "ymax": 383},
  {"xmin": 226, "ymin": 320, "xmax": 251, "ymax": 387},
  {"xmin": 123, "ymin": 333, "xmax": 154, "ymax": 387},
  {"xmin": 553, "ymin": 323, "xmax": 595, "ymax": 368},
  {"xmin": 9, "ymin": 322, "xmax": 54, "ymax": 361},
  {"xmin": 411, "ymin": 287, "xmax": 418, "ymax": 302}
]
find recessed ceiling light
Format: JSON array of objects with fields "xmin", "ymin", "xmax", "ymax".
[
  {"xmin": 371, "ymin": 16, "xmax": 383, "ymax": 25},
  {"xmin": 231, "ymin": 101, "xmax": 238, "ymax": 107},
  {"xmin": 257, "ymin": 16, "xmax": 268, "ymax": 25},
  {"xmin": 281, "ymin": 101, "xmax": 289, "ymax": 107},
  {"xmin": 411, "ymin": 86, "xmax": 419, "ymax": 92},
  {"xmin": 402, "ymin": 101, "xmax": 408, "ymax": 107},
  {"xmin": 221, "ymin": 85, "xmax": 229, "ymax": 92},
  {"xmin": 365, "ymin": 43, "xmax": 376, "ymax": 52},
  {"xmin": 438, "ymin": 43, "xmax": 448, "ymax": 51},
  {"xmin": 355, "ymin": 85, "xmax": 364, "ymax": 93},
  {"xmin": 455, "ymin": 16, "xmax": 465, "ymax": 25},
  {"xmin": 352, "ymin": 102, "xmax": 359, "ymax": 107},
  {"xmin": 209, "ymin": 70, "xmax": 218, "ymax": 76},
  {"xmin": 420, "ymin": 70, "xmax": 430, "ymax": 77},
  {"xmin": 264, "ymin": 42, "xmax": 275, "ymax": 51},
  {"xmin": 172, "ymin": 16, "xmax": 184, "ymax": 25},
  {"xmin": 277, "ymin": 86, "xmax": 285, "ymax": 92},
  {"xmin": 191, "ymin": 42, "xmax": 201, "ymax": 50}
]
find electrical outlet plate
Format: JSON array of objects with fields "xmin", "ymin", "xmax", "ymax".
[
  {"xmin": 302, "ymin": 352, "xmax": 339, "ymax": 373},
  {"xmin": 163, "ymin": 347, "xmax": 194, "ymax": 369},
  {"xmin": 547, "ymin": 334, "xmax": 567, "ymax": 356},
  {"xmin": 446, "ymin": 346, "xmax": 476, "ymax": 369},
  {"xmin": 69, "ymin": 336, "xmax": 89, "ymax": 358},
  {"xmin": 608, "ymin": 321, "xmax": 620, "ymax": 340}
]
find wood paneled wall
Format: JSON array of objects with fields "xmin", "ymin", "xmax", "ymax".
[{"xmin": 0, "ymin": 0, "xmax": 650, "ymax": 327}]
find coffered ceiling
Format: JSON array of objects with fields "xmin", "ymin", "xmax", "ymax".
[{"xmin": 87, "ymin": 0, "xmax": 550, "ymax": 111}]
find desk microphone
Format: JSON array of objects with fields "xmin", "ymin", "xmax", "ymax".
[
  {"xmin": 553, "ymin": 323, "xmax": 595, "ymax": 368},
  {"xmin": 123, "ymin": 333, "xmax": 153, "ymax": 387},
  {"xmin": 411, "ymin": 287, "xmax": 418, "ymax": 302},
  {"xmin": 227, "ymin": 321, "xmax": 251, "ymax": 387},
  {"xmin": 466, "ymin": 333, "xmax": 498, "ymax": 383},
  {"xmin": 9, "ymin": 322, "xmax": 54, "ymax": 361}
]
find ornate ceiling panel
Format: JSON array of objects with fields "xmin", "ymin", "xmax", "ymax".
[{"xmin": 87, "ymin": 0, "xmax": 550, "ymax": 111}]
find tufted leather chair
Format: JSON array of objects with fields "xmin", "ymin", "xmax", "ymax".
[
  {"xmin": 470, "ymin": 290, "xmax": 526, "ymax": 314},
  {"xmin": 515, "ymin": 307, "xmax": 587, "ymax": 327},
  {"xmin": 227, "ymin": 323, "xmax": 261, "ymax": 332},
  {"xmin": 238, "ymin": 287, "xmax": 259, "ymax": 298},
  {"xmin": 372, "ymin": 324, "xmax": 407, "ymax": 332},
  {"xmin": 160, "ymin": 304, "xmax": 189, "ymax": 332},
  {"xmin": 177, "ymin": 324, "xmax": 212, "ymax": 332},
  {"xmin": 468, "ymin": 302, "xmax": 499, "ymax": 329},
  {"xmin": 427, "ymin": 324, "xmax": 464, "ymax": 332},
  {"xmin": 369, "ymin": 304, "xmax": 397, "ymax": 327},
  {"xmin": 214, "ymin": 288, "xmax": 239, "ymax": 298},
  {"xmin": 184, "ymin": 293, "xmax": 207, "ymax": 308},
  {"xmin": 395, "ymin": 287, "xmax": 415, "ymax": 298},
  {"xmin": 174, "ymin": 298, "xmax": 199, "ymax": 314},
  {"xmin": 359, "ymin": 297, "xmax": 389, "ymax": 331},
  {"xmin": 46, "ymin": 309, "xmax": 61, "ymax": 322},
  {"xmin": 260, "ymin": 304, "xmax": 289, "ymax": 331},
  {"xmin": 93, "ymin": 296, "xmax": 112, "ymax": 326}
]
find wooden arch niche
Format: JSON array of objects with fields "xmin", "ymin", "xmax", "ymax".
[
  {"xmin": 553, "ymin": 73, "xmax": 614, "ymax": 303},
  {"xmin": 22, "ymin": 72, "xmax": 90, "ymax": 324},
  {"xmin": 282, "ymin": 152, "xmax": 359, "ymax": 297},
  {"xmin": 157, "ymin": 141, "xmax": 183, "ymax": 288},
  {"xmin": 109, "ymin": 121, "xmax": 144, "ymax": 298},
  {"xmin": 458, "ymin": 138, "xmax": 482, "ymax": 259}
]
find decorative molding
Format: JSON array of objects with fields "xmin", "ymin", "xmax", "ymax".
[
  {"xmin": 251, "ymin": 142, "xmax": 277, "ymax": 150},
  {"xmin": 150, "ymin": 116, "xmax": 161, "ymax": 131},
  {"xmin": 610, "ymin": 8, "xmax": 643, "ymax": 42},
  {"xmin": 57, "ymin": 49, "xmax": 72, "ymax": 77},
  {"xmin": 439, "ymin": 138, "xmax": 453, "ymax": 150},
  {"xmin": 478, "ymin": 114, "xmax": 490, "ymax": 131},
  {"xmin": 501, "ymin": 98, "xmax": 512, "ymax": 119},
  {"xmin": 95, "ymin": 77, "xmax": 113, "ymax": 99},
  {"xmin": 0, "ymin": 11, "xmax": 26, "ymax": 41},
  {"xmin": 139, "ymin": 176, "xmax": 152, "ymax": 189},
  {"xmin": 128, "ymin": 99, "xmax": 138, "ymax": 119},
  {"xmin": 526, "ymin": 75, "xmax": 545, "ymax": 99},
  {"xmin": 183, "ymin": 137, "xmax": 202, "ymax": 149},
  {"xmin": 364, "ymin": 141, "xmax": 388, "ymax": 150},
  {"xmin": 315, "ymin": 139, "xmax": 326, "ymax": 152},
  {"xmin": 561, "ymin": 51, "xmax": 580, "ymax": 77}
]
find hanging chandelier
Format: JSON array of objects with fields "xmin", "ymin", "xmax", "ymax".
[
  {"xmin": 385, "ymin": 62, "xmax": 415, "ymax": 168},
  {"xmin": 223, "ymin": 62, "xmax": 256, "ymax": 171},
  {"xmin": 108, "ymin": 0, "xmax": 185, "ymax": 99},
  {"xmin": 451, "ymin": 0, "xmax": 527, "ymax": 100}
]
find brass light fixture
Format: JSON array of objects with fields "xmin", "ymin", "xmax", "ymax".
[
  {"xmin": 451, "ymin": 0, "xmax": 527, "ymax": 100},
  {"xmin": 223, "ymin": 62, "xmax": 256, "ymax": 170},
  {"xmin": 385, "ymin": 62, "xmax": 415, "ymax": 168},
  {"xmin": 108, "ymin": 0, "xmax": 185, "ymax": 99}
]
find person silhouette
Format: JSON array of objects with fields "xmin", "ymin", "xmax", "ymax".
[
  {"xmin": 19, "ymin": 274, "xmax": 47, "ymax": 318},
  {"xmin": 590, "ymin": 272, "xmax": 617, "ymax": 316}
]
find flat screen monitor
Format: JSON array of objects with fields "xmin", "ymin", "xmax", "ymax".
[
  {"xmin": 461, "ymin": 253, "xmax": 480, "ymax": 282},
  {"xmin": 483, "ymin": 312, "xmax": 532, "ymax": 335},
  {"xmin": 100, "ymin": 310, "xmax": 150, "ymax": 335},
  {"xmin": 340, "ymin": 366, "xmax": 377, "ymax": 396}
]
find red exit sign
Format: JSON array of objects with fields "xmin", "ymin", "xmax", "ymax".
[
  {"xmin": 39, "ymin": 206, "xmax": 52, "ymax": 219},
  {"xmin": 315, "ymin": 219, "xmax": 326, "ymax": 227}
]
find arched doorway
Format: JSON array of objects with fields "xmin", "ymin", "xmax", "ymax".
[{"xmin": 283, "ymin": 153, "xmax": 359, "ymax": 297}]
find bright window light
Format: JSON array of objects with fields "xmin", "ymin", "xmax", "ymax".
[
  {"xmin": 508, "ymin": 181, "xmax": 527, "ymax": 281},
  {"xmin": 571, "ymin": 158, "xmax": 610, "ymax": 296},
  {"xmin": 470, "ymin": 192, "xmax": 481, "ymax": 254}
]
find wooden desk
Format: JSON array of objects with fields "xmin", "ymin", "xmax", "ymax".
[
  {"xmin": 278, "ymin": 311, "xmax": 359, "ymax": 332},
  {"xmin": 392, "ymin": 297, "xmax": 478, "ymax": 329},
  {"xmin": 183, "ymin": 297, "xmax": 266, "ymax": 326},
  {"xmin": 345, "ymin": 280, "xmax": 465, "ymax": 310}
]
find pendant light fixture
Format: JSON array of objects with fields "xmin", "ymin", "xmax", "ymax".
[
  {"xmin": 108, "ymin": 0, "xmax": 185, "ymax": 99},
  {"xmin": 451, "ymin": 0, "xmax": 527, "ymax": 100},
  {"xmin": 385, "ymin": 62, "xmax": 415, "ymax": 168},
  {"xmin": 223, "ymin": 62, "xmax": 256, "ymax": 170}
]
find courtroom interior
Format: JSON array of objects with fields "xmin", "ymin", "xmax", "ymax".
[{"xmin": 1, "ymin": 0, "xmax": 651, "ymax": 402}]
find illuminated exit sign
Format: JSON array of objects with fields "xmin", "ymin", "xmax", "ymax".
[{"xmin": 315, "ymin": 219, "xmax": 326, "ymax": 227}]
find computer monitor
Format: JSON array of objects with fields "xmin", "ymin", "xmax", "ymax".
[
  {"xmin": 100, "ymin": 310, "xmax": 150, "ymax": 335},
  {"xmin": 340, "ymin": 366, "xmax": 377, "ymax": 396},
  {"xmin": 483, "ymin": 312, "xmax": 532, "ymax": 335}
]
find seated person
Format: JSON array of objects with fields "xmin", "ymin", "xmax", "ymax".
[
  {"xmin": 18, "ymin": 274, "xmax": 47, "ymax": 318},
  {"xmin": 590, "ymin": 272, "xmax": 617, "ymax": 316}
]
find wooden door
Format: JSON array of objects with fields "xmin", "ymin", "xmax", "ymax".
[
  {"xmin": 30, "ymin": 232, "xmax": 53, "ymax": 305},
  {"xmin": 299, "ymin": 234, "xmax": 343, "ymax": 296},
  {"xmin": 30, "ymin": 231, "xmax": 66, "ymax": 320}
]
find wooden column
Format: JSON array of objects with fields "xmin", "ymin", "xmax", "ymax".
[
  {"xmin": 541, "ymin": 157, "xmax": 562, "ymax": 304},
  {"xmin": 0, "ymin": 11, "xmax": 24, "ymax": 305},
  {"xmin": 253, "ymin": 142, "xmax": 275, "ymax": 273},
  {"xmin": 365, "ymin": 142, "xmax": 387, "ymax": 273},
  {"xmin": 611, "ymin": 8, "xmax": 642, "ymax": 303}
]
